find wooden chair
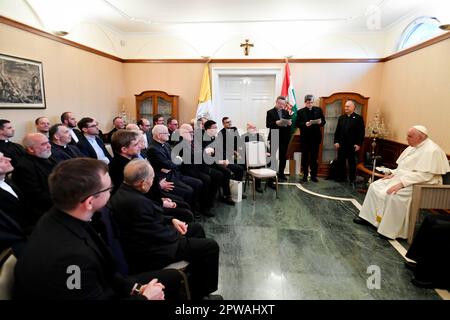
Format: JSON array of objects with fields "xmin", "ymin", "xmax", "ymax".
[{"xmin": 407, "ymin": 171, "xmax": 450, "ymax": 244}]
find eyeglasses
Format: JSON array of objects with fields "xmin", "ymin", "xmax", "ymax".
[
  {"xmin": 159, "ymin": 132, "xmax": 170, "ymax": 135},
  {"xmin": 80, "ymin": 185, "xmax": 114, "ymax": 203}
]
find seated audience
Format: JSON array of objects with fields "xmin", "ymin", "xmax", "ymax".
[
  {"xmin": 77, "ymin": 117, "xmax": 112, "ymax": 164},
  {"xmin": 109, "ymin": 159, "xmax": 221, "ymax": 300},
  {"xmin": 49, "ymin": 124, "xmax": 84, "ymax": 163},
  {"xmin": 354, "ymin": 126, "xmax": 450, "ymax": 239},
  {"xmin": 0, "ymin": 119, "xmax": 26, "ymax": 167},
  {"xmin": 137, "ymin": 118, "xmax": 152, "ymax": 151},
  {"xmin": 14, "ymin": 158, "xmax": 171, "ymax": 300},
  {"xmin": 12, "ymin": 133, "xmax": 55, "ymax": 225},
  {"xmin": 148, "ymin": 125, "xmax": 203, "ymax": 215},
  {"xmin": 35, "ymin": 116, "xmax": 51, "ymax": 137}
]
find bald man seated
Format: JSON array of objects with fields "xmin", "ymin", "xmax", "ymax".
[{"xmin": 354, "ymin": 125, "xmax": 450, "ymax": 240}]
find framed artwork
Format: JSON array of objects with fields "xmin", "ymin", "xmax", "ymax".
[{"xmin": 0, "ymin": 53, "xmax": 46, "ymax": 109}]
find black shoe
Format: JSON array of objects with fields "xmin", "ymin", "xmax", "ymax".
[
  {"xmin": 311, "ymin": 177, "xmax": 319, "ymax": 182},
  {"xmin": 278, "ymin": 175, "xmax": 287, "ymax": 182},
  {"xmin": 242, "ymin": 194, "xmax": 247, "ymax": 199},
  {"xmin": 255, "ymin": 187, "xmax": 263, "ymax": 193},
  {"xmin": 203, "ymin": 294, "xmax": 224, "ymax": 300},
  {"xmin": 411, "ymin": 277, "xmax": 434, "ymax": 289},
  {"xmin": 353, "ymin": 217, "xmax": 371, "ymax": 226},
  {"xmin": 221, "ymin": 197, "xmax": 235, "ymax": 206},
  {"xmin": 404, "ymin": 261, "xmax": 417, "ymax": 271}
]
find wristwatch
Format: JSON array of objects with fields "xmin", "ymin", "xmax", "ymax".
[{"xmin": 130, "ymin": 283, "xmax": 143, "ymax": 296}]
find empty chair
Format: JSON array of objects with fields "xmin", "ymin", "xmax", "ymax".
[{"xmin": 244, "ymin": 141, "xmax": 278, "ymax": 200}]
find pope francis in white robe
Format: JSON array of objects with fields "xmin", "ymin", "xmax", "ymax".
[{"xmin": 358, "ymin": 126, "xmax": 450, "ymax": 239}]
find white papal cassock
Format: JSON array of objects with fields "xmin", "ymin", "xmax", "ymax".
[{"xmin": 359, "ymin": 138, "xmax": 450, "ymax": 239}]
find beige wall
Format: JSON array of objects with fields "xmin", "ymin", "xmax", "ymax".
[
  {"xmin": 123, "ymin": 62, "xmax": 383, "ymax": 127},
  {"xmin": 380, "ymin": 39, "xmax": 450, "ymax": 153},
  {"xmin": 0, "ymin": 23, "xmax": 125, "ymax": 142},
  {"xmin": 3, "ymin": 20, "xmax": 449, "ymax": 155}
]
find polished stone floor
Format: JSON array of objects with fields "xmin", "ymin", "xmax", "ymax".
[{"xmin": 199, "ymin": 177, "xmax": 441, "ymax": 300}]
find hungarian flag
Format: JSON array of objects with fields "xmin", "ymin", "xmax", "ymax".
[
  {"xmin": 196, "ymin": 64, "xmax": 213, "ymax": 120},
  {"xmin": 280, "ymin": 63, "xmax": 298, "ymax": 134}
]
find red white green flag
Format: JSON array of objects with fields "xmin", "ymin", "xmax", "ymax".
[{"xmin": 280, "ymin": 63, "xmax": 298, "ymax": 134}]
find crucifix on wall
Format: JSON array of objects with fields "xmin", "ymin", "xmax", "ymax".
[{"xmin": 240, "ymin": 39, "xmax": 254, "ymax": 56}]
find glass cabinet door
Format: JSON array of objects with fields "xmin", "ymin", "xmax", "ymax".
[
  {"xmin": 157, "ymin": 97, "xmax": 172, "ymax": 119},
  {"xmin": 322, "ymin": 100, "xmax": 341, "ymax": 162},
  {"xmin": 140, "ymin": 97, "xmax": 153, "ymax": 119}
]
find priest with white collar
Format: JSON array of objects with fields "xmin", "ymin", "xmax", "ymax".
[{"xmin": 354, "ymin": 125, "xmax": 450, "ymax": 240}]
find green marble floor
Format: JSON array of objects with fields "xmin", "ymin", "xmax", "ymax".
[{"xmin": 199, "ymin": 177, "xmax": 442, "ymax": 300}]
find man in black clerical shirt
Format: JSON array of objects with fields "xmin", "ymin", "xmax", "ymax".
[
  {"xmin": 0, "ymin": 119, "xmax": 26, "ymax": 167},
  {"xmin": 295, "ymin": 95, "xmax": 326, "ymax": 182},
  {"xmin": 333, "ymin": 100, "xmax": 365, "ymax": 183},
  {"xmin": 49, "ymin": 124, "xmax": 84, "ymax": 163}
]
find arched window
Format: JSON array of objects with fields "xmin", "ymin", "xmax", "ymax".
[{"xmin": 397, "ymin": 16, "xmax": 441, "ymax": 51}]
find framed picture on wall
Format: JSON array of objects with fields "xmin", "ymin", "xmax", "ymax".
[{"xmin": 0, "ymin": 53, "xmax": 46, "ymax": 109}]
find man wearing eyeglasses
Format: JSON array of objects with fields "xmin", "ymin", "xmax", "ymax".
[
  {"xmin": 76, "ymin": 117, "xmax": 112, "ymax": 164},
  {"xmin": 14, "ymin": 158, "xmax": 169, "ymax": 300}
]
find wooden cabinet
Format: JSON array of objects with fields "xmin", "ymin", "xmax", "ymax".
[
  {"xmin": 318, "ymin": 92, "xmax": 369, "ymax": 175},
  {"xmin": 135, "ymin": 90, "xmax": 179, "ymax": 121}
]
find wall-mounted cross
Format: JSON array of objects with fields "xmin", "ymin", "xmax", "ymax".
[{"xmin": 240, "ymin": 39, "xmax": 254, "ymax": 56}]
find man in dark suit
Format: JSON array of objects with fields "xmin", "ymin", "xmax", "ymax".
[
  {"xmin": 148, "ymin": 125, "xmax": 203, "ymax": 215},
  {"xmin": 333, "ymin": 100, "xmax": 365, "ymax": 183},
  {"xmin": 60, "ymin": 111, "xmax": 83, "ymax": 145},
  {"xmin": 0, "ymin": 152, "xmax": 31, "ymax": 232},
  {"xmin": 295, "ymin": 94, "xmax": 326, "ymax": 182},
  {"xmin": 109, "ymin": 159, "xmax": 221, "ymax": 300},
  {"xmin": 266, "ymin": 96, "xmax": 292, "ymax": 181},
  {"xmin": 14, "ymin": 158, "xmax": 166, "ymax": 300},
  {"xmin": 49, "ymin": 124, "xmax": 84, "ymax": 164},
  {"xmin": 0, "ymin": 208, "xmax": 26, "ymax": 258},
  {"xmin": 0, "ymin": 119, "xmax": 26, "ymax": 167},
  {"xmin": 76, "ymin": 117, "xmax": 112, "ymax": 164},
  {"xmin": 12, "ymin": 133, "xmax": 55, "ymax": 225},
  {"xmin": 216, "ymin": 117, "xmax": 245, "ymax": 181}
]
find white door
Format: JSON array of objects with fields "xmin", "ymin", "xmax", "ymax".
[{"xmin": 216, "ymin": 74, "xmax": 276, "ymax": 134}]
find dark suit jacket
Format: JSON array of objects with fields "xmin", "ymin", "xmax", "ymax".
[
  {"xmin": 0, "ymin": 208, "xmax": 26, "ymax": 257},
  {"xmin": 108, "ymin": 154, "xmax": 131, "ymax": 194},
  {"xmin": 109, "ymin": 183, "xmax": 179, "ymax": 271},
  {"xmin": 295, "ymin": 106, "xmax": 326, "ymax": 144},
  {"xmin": 266, "ymin": 107, "xmax": 292, "ymax": 144},
  {"xmin": 217, "ymin": 127, "xmax": 244, "ymax": 161},
  {"xmin": 0, "ymin": 139, "xmax": 26, "ymax": 167},
  {"xmin": 14, "ymin": 207, "xmax": 142, "ymax": 300},
  {"xmin": 147, "ymin": 140, "xmax": 181, "ymax": 180},
  {"xmin": 76, "ymin": 134, "xmax": 112, "ymax": 162},
  {"xmin": 68, "ymin": 128, "xmax": 84, "ymax": 146},
  {"xmin": 50, "ymin": 143, "xmax": 84, "ymax": 163},
  {"xmin": 105, "ymin": 128, "xmax": 118, "ymax": 144},
  {"xmin": 0, "ymin": 177, "xmax": 30, "ymax": 231},
  {"xmin": 334, "ymin": 113, "xmax": 365, "ymax": 147},
  {"xmin": 12, "ymin": 154, "xmax": 55, "ymax": 224}
]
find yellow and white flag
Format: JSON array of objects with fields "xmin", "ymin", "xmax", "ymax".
[{"xmin": 196, "ymin": 64, "xmax": 213, "ymax": 120}]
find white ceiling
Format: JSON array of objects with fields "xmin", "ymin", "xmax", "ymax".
[{"xmin": 24, "ymin": 0, "xmax": 430, "ymax": 34}]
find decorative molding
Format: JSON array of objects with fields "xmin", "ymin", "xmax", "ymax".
[
  {"xmin": 0, "ymin": 15, "xmax": 124, "ymax": 62},
  {"xmin": 1, "ymin": 15, "xmax": 449, "ymax": 64},
  {"xmin": 381, "ymin": 31, "xmax": 450, "ymax": 62}
]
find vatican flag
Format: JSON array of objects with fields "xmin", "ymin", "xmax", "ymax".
[{"xmin": 196, "ymin": 64, "xmax": 213, "ymax": 120}]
